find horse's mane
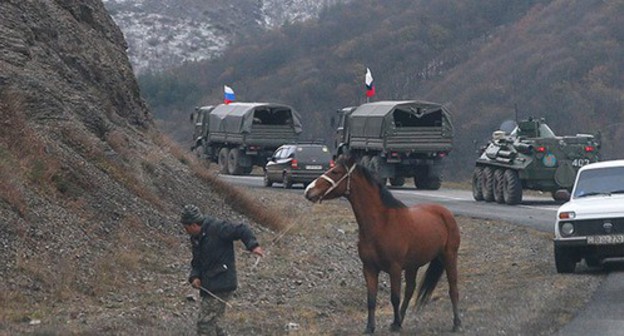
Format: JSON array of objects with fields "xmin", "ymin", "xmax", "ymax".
[{"xmin": 338, "ymin": 155, "xmax": 407, "ymax": 209}]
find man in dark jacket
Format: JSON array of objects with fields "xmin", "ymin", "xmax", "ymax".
[{"xmin": 181, "ymin": 204, "xmax": 265, "ymax": 336}]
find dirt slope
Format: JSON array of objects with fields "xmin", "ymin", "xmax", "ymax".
[{"xmin": 0, "ymin": 1, "xmax": 283, "ymax": 333}]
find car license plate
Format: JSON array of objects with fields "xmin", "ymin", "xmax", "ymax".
[
  {"xmin": 306, "ymin": 165, "xmax": 322, "ymax": 170},
  {"xmin": 587, "ymin": 234, "xmax": 624, "ymax": 245}
]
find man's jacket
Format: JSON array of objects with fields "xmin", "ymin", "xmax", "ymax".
[{"xmin": 188, "ymin": 215, "xmax": 259, "ymax": 294}]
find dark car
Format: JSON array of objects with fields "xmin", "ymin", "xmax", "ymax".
[{"xmin": 264, "ymin": 144, "xmax": 334, "ymax": 188}]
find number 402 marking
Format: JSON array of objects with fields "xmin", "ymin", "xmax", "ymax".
[{"xmin": 572, "ymin": 158, "xmax": 591, "ymax": 167}]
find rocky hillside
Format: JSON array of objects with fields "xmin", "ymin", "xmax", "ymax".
[
  {"xmin": 102, "ymin": 0, "xmax": 351, "ymax": 74},
  {"xmin": 0, "ymin": 0, "xmax": 284, "ymax": 333}
]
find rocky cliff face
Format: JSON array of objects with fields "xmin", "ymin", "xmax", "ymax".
[
  {"xmin": 2, "ymin": 0, "xmax": 149, "ymax": 127},
  {"xmin": 0, "ymin": 1, "xmax": 277, "ymax": 333},
  {"xmin": 102, "ymin": 0, "xmax": 351, "ymax": 74}
]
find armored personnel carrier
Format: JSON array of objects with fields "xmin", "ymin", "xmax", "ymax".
[{"xmin": 472, "ymin": 117, "xmax": 601, "ymax": 205}]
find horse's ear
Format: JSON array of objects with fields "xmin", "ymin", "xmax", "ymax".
[{"xmin": 341, "ymin": 146, "xmax": 351, "ymax": 157}]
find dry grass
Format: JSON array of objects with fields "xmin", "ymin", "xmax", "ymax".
[
  {"xmin": 0, "ymin": 166, "xmax": 27, "ymax": 216},
  {"xmin": 0, "ymin": 90, "xmax": 63, "ymax": 215},
  {"xmin": 154, "ymin": 131, "xmax": 290, "ymax": 232},
  {"xmin": 60, "ymin": 124, "xmax": 167, "ymax": 210}
]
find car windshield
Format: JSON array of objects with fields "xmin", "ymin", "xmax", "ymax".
[
  {"xmin": 296, "ymin": 146, "xmax": 332, "ymax": 161},
  {"xmin": 573, "ymin": 167, "xmax": 624, "ymax": 199}
]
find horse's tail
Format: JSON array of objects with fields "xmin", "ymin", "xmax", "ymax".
[{"xmin": 415, "ymin": 255, "xmax": 444, "ymax": 311}]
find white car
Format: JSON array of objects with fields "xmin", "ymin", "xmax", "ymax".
[{"xmin": 553, "ymin": 159, "xmax": 624, "ymax": 273}]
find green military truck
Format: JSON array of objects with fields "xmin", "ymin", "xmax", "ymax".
[
  {"xmin": 190, "ymin": 102, "xmax": 303, "ymax": 175},
  {"xmin": 332, "ymin": 100, "xmax": 454, "ymax": 189},
  {"xmin": 472, "ymin": 117, "xmax": 601, "ymax": 205}
]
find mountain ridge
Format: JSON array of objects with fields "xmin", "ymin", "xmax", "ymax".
[
  {"xmin": 140, "ymin": 0, "xmax": 624, "ymax": 180},
  {"xmin": 102, "ymin": 0, "xmax": 351, "ymax": 74}
]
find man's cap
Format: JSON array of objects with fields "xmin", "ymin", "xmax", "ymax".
[{"xmin": 180, "ymin": 204, "xmax": 204, "ymax": 225}]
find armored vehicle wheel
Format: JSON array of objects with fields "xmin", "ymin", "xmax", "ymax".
[
  {"xmin": 481, "ymin": 167, "xmax": 495, "ymax": 202},
  {"xmin": 554, "ymin": 245, "xmax": 577, "ymax": 273},
  {"xmin": 502, "ymin": 169, "xmax": 522, "ymax": 205},
  {"xmin": 369, "ymin": 156, "xmax": 387, "ymax": 185},
  {"xmin": 263, "ymin": 171, "xmax": 272, "ymax": 187},
  {"xmin": 389, "ymin": 177, "xmax": 405, "ymax": 187},
  {"xmin": 493, "ymin": 169, "xmax": 505, "ymax": 204},
  {"xmin": 282, "ymin": 173, "xmax": 293, "ymax": 189},
  {"xmin": 551, "ymin": 190, "xmax": 569, "ymax": 204},
  {"xmin": 218, "ymin": 148, "xmax": 229, "ymax": 174},
  {"xmin": 227, "ymin": 148, "xmax": 245, "ymax": 175},
  {"xmin": 472, "ymin": 167, "xmax": 484, "ymax": 201}
]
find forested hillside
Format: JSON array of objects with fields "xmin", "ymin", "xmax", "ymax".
[{"xmin": 140, "ymin": 0, "xmax": 624, "ymax": 180}]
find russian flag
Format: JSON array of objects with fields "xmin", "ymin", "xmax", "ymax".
[
  {"xmin": 224, "ymin": 85, "xmax": 235, "ymax": 104},
  {"xmin": 365, "ymin": 68, "xmax": 375, "ymax": 98}
]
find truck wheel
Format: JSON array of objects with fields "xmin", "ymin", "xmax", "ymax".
[
  {"xmin": 415, "ymin": 175, "xmax": 442, "ymax": 190},
  {"xmin": 193, "ymin": 144, "xmax": 204, "ymax": 159},
  {"xmin": 227, "ymin": 148, "xmax": 245, "ymax": 175},
  {"xmin": 472, "ymin": 167, "xmax": 484, "ymax": 201},
  {"xmin": 218, "ymin": 148, "xmax": 229, "ymax": 174},
  {"xmin": 554, "ymin": 245, "xmax": 577, "ymax": 273},
  {"xmin": 194, "ymin": 144, "xmax": 211, "ymax": 168},
  {"xmin": 481, "ymin": 167, "xmax": 495, "ymax": 202},
  {"xmin": 282, "ymin": 173, "xmax": 293, "ymax": 189},
  {"xmin": 369, "ymin": 156, "xmax": 387, "ymax": 186},
  {"xmin": 359, "ymin": 155, "xmax": 371, "ymax": 171},
  {"xmin": 389, "ymin": 177, "xmax": 405, "ymax": 187},
  {"xmin": 493, "ymin": 169, "xmax": 505, "ymax": 204},
  {"xmin": 502, "ymin": 169, "xmax": 522, "ymax": 205}
]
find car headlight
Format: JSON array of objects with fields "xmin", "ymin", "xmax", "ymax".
[
  {"xmin": 559, "ymin": 211, "xmax": 576, "ymax": 220},
  {"xmin": 560, "ymin": 222, "xmax": 575, "ymax": 237}
]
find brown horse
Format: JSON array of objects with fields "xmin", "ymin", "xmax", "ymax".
[{"xmin": 304, "ymin": 154, "xmax": 461, "ymax": 334}]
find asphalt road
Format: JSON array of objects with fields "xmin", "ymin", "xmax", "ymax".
[
  {"xmin": 220, "ymin": 174, "xmax": 624, "ymax": 336},
  {"xmin": 219, "ymin": 174, "xmax": 560, "ymax": 231}
]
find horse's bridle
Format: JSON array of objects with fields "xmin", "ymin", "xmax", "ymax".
[{"xmin": 318, "ymin": 163, "xmax": 357, "ymax": 199}]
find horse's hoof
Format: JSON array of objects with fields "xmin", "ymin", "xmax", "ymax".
[
  {"xmin": 390, "ymin": 323, "xmax": 402, "ymax": 332},
  {"xmin": 363, "ymin": 329, "xmax": 374, "ymax": 335},
  {"xmin": 452, "ymin": 318, "xmax": 462, "ymax": 332}
]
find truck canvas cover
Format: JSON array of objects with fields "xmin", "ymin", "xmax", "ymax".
[
  {"xmin": 346, "ymin": 100, "xmax": 454, "ymax": 153},
  {"xmin": 209, "ymin": 102, "xmax": 303, "ymax": 134},
  {"xmin": 349, "ymin": 100, "xmax": 453, "ymax": 138}
]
